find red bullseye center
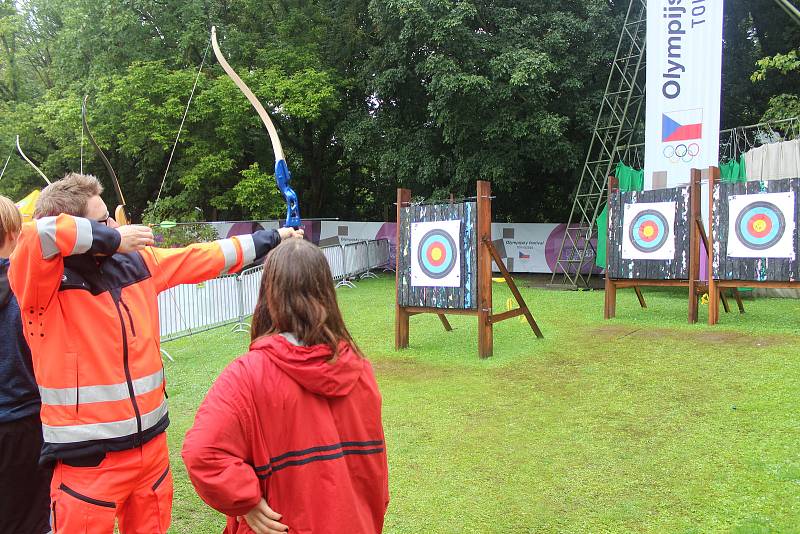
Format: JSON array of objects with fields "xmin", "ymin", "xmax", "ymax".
[
  {"xmin": 426, "ymin": 242, "xmax": 447, "ymax": 266},
  {"xmin": 637, "ymin": 222, "xmax": 659, "ymax": 242},
  {"xmin": 747, "ymin": 215, "xmax": 772, "ymax": 238}
]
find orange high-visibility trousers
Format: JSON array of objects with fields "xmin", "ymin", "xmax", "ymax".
[{"xmin": 50, "ymin": 433, "xmax": 172, "ymax": 533}]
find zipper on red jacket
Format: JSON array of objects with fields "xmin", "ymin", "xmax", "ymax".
[
  {"xmin": 120, "ymin": 299, "xmax": 137, "ymax": 337},
  {"xmin": 113, "ymin": 299, "xmax": 143, "ymax": 441}
]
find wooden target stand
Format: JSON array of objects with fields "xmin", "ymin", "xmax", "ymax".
[
  {"xmin": 395, "ymin": 181, "xmax": 542, "ymax": 358},
  {"xmin": 604, "ymin": 168, "xmax": 744, "ymax": 323},
  {"xmin": 708, "ymin": 171, "xmax": 800, "ymax": 325}
]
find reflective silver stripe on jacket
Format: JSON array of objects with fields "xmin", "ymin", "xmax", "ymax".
[
  {"xmin": 238, "ymin": 234, "xmax": 257, "ymax": 266},
  {"xmin": 37, "ymin": 216, "xmax": 94, "ymax": 259},
  {"xmin": 71, "ymin": 217, "xmax": 94, "ymax": 255},
  {"xmin": 217, "ymin": 238, "xmax": 238, "ymax": 275},
  {"xmin": 42, "ymin": 398, "xmax": 169, "ymax": 444},
  {"xmin": 36, "ymin": 217, "xmax": 59, "ymax": 259},
  {"xmin": 39, "ymin": 368, "xmax": 165, "ymax": 406}
]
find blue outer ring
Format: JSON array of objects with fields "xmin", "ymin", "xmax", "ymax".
[{"xmin": 417, "ymin": 229, "xmax": 458, "ymax": 279}]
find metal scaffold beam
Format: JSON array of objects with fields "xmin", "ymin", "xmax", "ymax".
[
  {"xmin": 774, "ymin": 0, "xmax": 800, "ymax": 25},
  {"xmin": 549, "ymin": 0, "xmax": 647, "ymax": 290}
]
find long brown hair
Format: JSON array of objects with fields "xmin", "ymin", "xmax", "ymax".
[{"xmin": 250, "ymin": 238, "xmax": 362, "ymax": 360}]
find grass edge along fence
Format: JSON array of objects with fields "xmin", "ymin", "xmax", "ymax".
[{"xmin": 158, "ymin": 239, "xmax": 391, "ymax": 345}]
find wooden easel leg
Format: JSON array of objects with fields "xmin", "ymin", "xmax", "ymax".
[
  {"xmin": 477, "ymin": 181, "xmax": 494, "ymax": 358},
  {"xmin": 396, "ymin": 308, "xmax": 410, "ymax": 349},
  {"xmin": 707, "ymin": 167, "xmax": 720, "ymax": 326},
  {"xmin": 732, "ymin": 288, "xmax": 745, "ymax": 313},
  {"xmin": 521, "ymin": 307, "xmax": 543, "ymax": 338},
  {"xmin": 478, "ymin": 311, "xmax": 493, "ymax": 358},
  {"xmin": 395, "ymin": 187, "xmax": 412, "ymax": 349},
  {"xmin": 634, "ymin": 286, "xmax": 646, "ymax": 308},
  {"xmin": 708, "ymin": 285, "xmax": 720, "ymax": 325},
  {"xmin": 688, "ymin": 278, "xmax": 699, "ymax": 324},
  {"xmin": 688, "ymin": 287, "xmax": 698, "ymax": 324},
  {"xmin": 483, "ymin": 239, "xmax": 543, "ymax": 338},
  {"xmin": 719, "ymin": 290, "xmax": 731, "ymax": 313},
  {"xmin": 605, "ymin": 280, "xmax": 617, "ymax": 319},
  {"xmin": 437, "ymin": 314, "xmax": 453, "ymax": 331},
  {"xmin": 687, "ymin": 169, "xmax": 702, "ymax": 325}
]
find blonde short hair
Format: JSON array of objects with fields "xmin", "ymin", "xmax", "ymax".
[
  {"xmin": 0, "ymin": 195, "xmax": 22, "ymax": 245},
  {"xmin": 34, "ymin": 173, "xmax": 104, "ymax": 219}
]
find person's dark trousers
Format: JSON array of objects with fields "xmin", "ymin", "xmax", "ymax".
[{"xmin": 0, "ymin": 414, "xmax": 52, "ymax": 533}]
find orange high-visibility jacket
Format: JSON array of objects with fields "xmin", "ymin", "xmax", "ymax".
[{"xmin": 9, "ymin": 215, "xmax": 281, "ymax": 464}]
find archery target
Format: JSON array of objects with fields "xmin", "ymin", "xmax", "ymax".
[
  {"xmin": 629, "ymin": 210, "xmax": 670, "ymax": 253},
  {"xmin": 411, "ymin": 220, "xmax": 461, "ymax": 287},
  {"xmin": 727, "ymin": 192, "xmax": 796, "ymax": 259},
  {"xmin": 621, "ymin": 202, "xmax": 676, "ymax": 260}
]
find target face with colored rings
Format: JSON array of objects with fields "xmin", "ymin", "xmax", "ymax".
[
  {"xmin": 734, "ymin": 201, "xmax": 785, "ymax": 250},
  {"xmin": 417, "ymin": 229, "xmax": 458, "ymax": 279},
  {"xmin": 628, "ymin": 209, "xmax": 670, "ymax": 253}
]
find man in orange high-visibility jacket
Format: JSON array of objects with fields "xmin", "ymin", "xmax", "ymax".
[{"xmin": 9, "ymin": 173, "xmax": 300, "ymax": 533}]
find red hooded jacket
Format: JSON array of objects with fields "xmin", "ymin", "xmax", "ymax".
[{"xmin": 182, "ymin": 333, "xmax": 389, "ymax": 533}]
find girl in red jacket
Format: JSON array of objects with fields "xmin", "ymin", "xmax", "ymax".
[{"xmin": 182, "ymin": 238, "xmax": 389, "ymax": 534}]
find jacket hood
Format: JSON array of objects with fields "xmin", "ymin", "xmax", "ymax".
[
  {"xmin": 0, "ymin": 259, "xmax": 10, "ymax": 309},
  {"xmin": 251, "ymin": 333, "xmax": 364, "ymax": 397}
]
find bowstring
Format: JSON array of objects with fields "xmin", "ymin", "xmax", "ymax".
[
  {"xmin": 80, "ymin": 112, "xmax": 84, "ymax": 174},
  {"xmin": 0, "ymin": 153, "xmax": 11, "ymax": 180},
  {"xmin": 153, "ymin": 38, "xmax": 213, "ymax": 349},
  {"xmin": 155, "ymin": 38, "xmax": 211, "ymax": 208}
]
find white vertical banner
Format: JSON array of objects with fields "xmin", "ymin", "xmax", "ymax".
[{"xmin": 644, "ymin": 0, "xmax": 724, "ymax": 189}]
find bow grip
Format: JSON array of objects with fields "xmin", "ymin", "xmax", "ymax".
[{"xmin": 275, "ymin": 159, "xmax": 301, "ymax": 229}]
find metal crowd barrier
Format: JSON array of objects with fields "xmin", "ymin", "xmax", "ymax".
[
  {"xmin": 367, "ymin": 239, "xmax": 391, "ymax": 271},
  {"xmin": 321, "ymin": 244, "xmax": 348, "ymax": 283},
  {"xmin": 158, "ymin": 238, "xmax": 391, "ymax": 345},
  {"xmin": 344, "ymin": 240, "xmax": 370, "ymax": 283}
]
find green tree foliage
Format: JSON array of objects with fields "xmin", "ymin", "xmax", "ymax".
[
  {"xmin": 752, "ymin": 49, "xmax": 800, "ymax": 122},
  {"xmin": 0, "ymin": 0, "xmax": 798, "ymax": 223},
  {"xmin": 343, "ymin": 0, "xmax": 623, "ymax": 222}
]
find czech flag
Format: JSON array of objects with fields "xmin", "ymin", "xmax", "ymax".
[
  {"xmin": 518, "ymin": 250, "xmax": 531, "ymax": 260},
  {"xmin": 662, "ymin": 109, "xmax": 703, "ymax": 142}
]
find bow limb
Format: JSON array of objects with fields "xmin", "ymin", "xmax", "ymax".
[
  {"xmin": 82, "ymin": 95, "xmax": 129, "ymax": 225},
  {"xmin": 16, "ymin": 136, "xmax": 51, "ymax": 185},
  {"xmin": 211, "ymin": 26, "xmax": 300, "ymax": 228}
]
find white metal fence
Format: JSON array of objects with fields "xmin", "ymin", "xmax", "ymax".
[{"xmin": 159, "ymin": 238, "xmax": 390, "ymax": 343}]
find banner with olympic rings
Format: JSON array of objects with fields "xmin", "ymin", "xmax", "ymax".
[
  {"xmin": 410, "ymin": 220, "xmax": 462, "ymax": 287},
  {"xmin": 726, "ymin": 192, "xmax": 796, "ymax": 259},
  {"xmin": 621, "ymin": 201, "xmax": 677, "ymax": 260},
  {"xmin": 644, "ymin": 0, "xmax": 724, "ymax": 189}
]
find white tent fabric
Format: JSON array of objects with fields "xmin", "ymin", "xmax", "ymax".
[{"xmin": 744, "ymin": 139, "xmax": 800, "ymax": 181}]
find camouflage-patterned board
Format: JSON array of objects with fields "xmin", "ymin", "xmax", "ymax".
[
  {"xmin": 398, "ymin": 202, "xmax": 478, "ymax": 309},
  {"xmin": 711, "ymin": 178, "xmax": 800, "ymax": 282},
  {"xmin": 607, "ymin": 185, "xmax": 692, "ymax": 280}
]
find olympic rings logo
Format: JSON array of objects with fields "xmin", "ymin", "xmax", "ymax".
[{"xmin": 662, "ymin": 143, "xmax": 700, "ymax": 164}]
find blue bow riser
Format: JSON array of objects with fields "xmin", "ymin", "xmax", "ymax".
[{"xmin": 275, "ymin": 159, "xmax": 301, "ymax": 229}]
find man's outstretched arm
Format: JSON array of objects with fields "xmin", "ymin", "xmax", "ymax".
[{"xmin": 142, "ymin": 227, "xmax": 301, "ymax": 292}]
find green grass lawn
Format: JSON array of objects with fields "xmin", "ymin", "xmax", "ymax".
[{"xmin": 163, "ymin": 275, "xmax": 800, "ymax": 533}]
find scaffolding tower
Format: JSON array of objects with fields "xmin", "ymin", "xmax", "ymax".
[{"xmin": 549, "ymin": 0, "xmax": 647, "ymax": 289}]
